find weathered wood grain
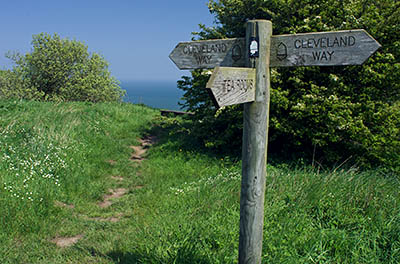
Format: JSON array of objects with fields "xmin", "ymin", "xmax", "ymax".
[
  {"xmin": 169, "ymin": 30, "xmax": 380, "ymax": 70},
  {"xmin": 206, "ymin": 67, "xmax": 256, "ymax": 107},
  {"xmin": 239, "ymin": 20, "xmax": 272, "ymax": 264},
  {"xmin": 168, "ymin": 21, "xmax": 381, "ymax": 264},
  {"xmin": 270, "ymin": 29, "xmax": 381, "ymax": 67},
  {"xmin": 169, "ymin": 38, "xmax": 246, "ymax": 70}
]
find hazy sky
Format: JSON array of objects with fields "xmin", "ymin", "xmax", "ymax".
[{"xmin": 0, "ymin": 0, "xmax": 215, "ymax": 81}]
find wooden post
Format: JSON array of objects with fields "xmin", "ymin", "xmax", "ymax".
[
  {"xmin": 239, "ymin": 20, "xmax": 272, "ymax": 264},
  {"xmin": 169, "ymin": 18, "xmax": 380, "ymax": 264}
]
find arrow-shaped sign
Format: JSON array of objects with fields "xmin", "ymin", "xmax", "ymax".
[
  {"xmin": 169, "ymin": 38, "xmax": 246, "ymax": 70},
  {"xmin": 169, "ymin": 20, "xmax": 383, "ymax": 263},
  {"xmin": 169, "ymin": 29, "xmax": 380, "ymax": 69},
  {"xmin": 270, "ymin": 29, "xmax": 381, "ymax": 67},
  {"xmin": 206, "ymin": 67, "xmax": 256, "ymax": 108}
]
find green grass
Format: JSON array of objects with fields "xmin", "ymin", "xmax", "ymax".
[{"xmin": 0, "ymin": 99, "xmax": 399, "ymax": 263}]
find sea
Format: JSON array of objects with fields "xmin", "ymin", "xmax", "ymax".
[{"xmin": 121, "ymin": 80, "xmax": 184, "ymax": 111}]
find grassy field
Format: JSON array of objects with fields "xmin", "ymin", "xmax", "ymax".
[{"xmin": 0, "ymin": 99, "xmax": 399, "ymax": 263}]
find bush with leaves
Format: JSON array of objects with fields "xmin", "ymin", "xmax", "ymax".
[
  {"xmin": 1, "ymin": 33, "xmax": 124, "ymax": 102},
  {"xmin": 179, "ymin": 0, "xmax": 400, "ymax": 171},
  {"xmin": 0, "ymin": 69, "xmax": 44, "ymax": 100}
]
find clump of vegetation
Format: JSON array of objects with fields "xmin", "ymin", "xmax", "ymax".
[
  {"xmin": 0, "ymin": 101, "xmax": 399, "ymax": 263},
  {"xmin": 0, "ymin": 100, "xmax": 157, "ymax": 237},
  {"xmin": 179, "ymin": 0, "xmax": 400, "ymax": 172},
  {"xmin": 0, "ymin": 33, "xmax": 124, "ymax": 102}
]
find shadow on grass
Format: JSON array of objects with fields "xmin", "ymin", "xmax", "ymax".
[
  {"xmin": 139, "ymin": 114, "xmax": 241, "ymax": 163},
  {"xmin": 106, "ymin": 250, "xmax": 212, "ymax": 264},
  {"xmin": 139, "ymin": 113, "xmax": 312, "ymax": 168}
]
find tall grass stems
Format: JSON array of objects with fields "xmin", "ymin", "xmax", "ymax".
[{"xmin": 0, "ymin": 99, "xmax": 398, "ymax": 263}]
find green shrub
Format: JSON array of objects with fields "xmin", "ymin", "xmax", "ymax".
[
  {"xmin": 179, "ymin": 0, "xmax": 400, "ymax": 171},
  {"xmin": 2, "ymin": 33, "xmax": 124, "ymax": 102},
  {"xmin": 0, "ymin": 70, "xmax": 44, "ymax": 100},
  {"xmin": 178, "ymin": 70, "xmax": 243, "ymax": 156}
]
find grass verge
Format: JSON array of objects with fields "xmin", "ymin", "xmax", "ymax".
[{"xmin": 0, "ymin": 99, "xmax": 399, "ymax": 263}]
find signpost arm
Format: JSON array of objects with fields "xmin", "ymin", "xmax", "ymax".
[
  {"xmin": 169, "ymin": 16, "xmax": 380, "ymax": 264},
  {"xmin": 239, "ymin": 19, "xmax": 272, "ymax": 264}
]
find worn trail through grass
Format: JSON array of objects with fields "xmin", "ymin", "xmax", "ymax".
[
  {"xmin": 51, "ymin": 134, "xmax": 155, "ymax": 249},
  {"xmin": 1, "ymin": 100, "xmax": 399, "ymax": 263}
]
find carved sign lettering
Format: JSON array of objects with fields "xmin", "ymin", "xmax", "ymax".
[
  {"xmin": 206, "ymin": 67, "xmax": 256, "ymax": 107},
  {"xmin": 169, "ymin": 38, "xmax": 246, "ymax": 70},
  {"xmin": 270, "ymin": 29, "xmax": 381, "ymax": 67},
  {"xmin": 169, "ymin": 29, "xmax": 380, "ymax": 69}
]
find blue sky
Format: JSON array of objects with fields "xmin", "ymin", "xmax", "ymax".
[{"xmin": 0, "ymin": 0, "xmax": 215, "ymax": 81}]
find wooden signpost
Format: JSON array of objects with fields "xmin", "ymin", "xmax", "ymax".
[
  {"xmin": 169, "ymin": 29, "xmax": 380, "ymax": 69},
  {"xmin": 170, "ymin": 20, "xmax": 380, "ymax": 264},
  {"xmin": 169, "ymin": 38, "xmax": 246, "ymax": 69},
  {"xmin": 206, "ymin": 67, "xmax": 256, "ymax": 107},
  {"xmin": 270, "ymin": 29, "xmax": 381, "ymax": 67}
]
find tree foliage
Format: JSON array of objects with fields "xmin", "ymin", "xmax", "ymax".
[
  {"xmin": 0, "ymin": 69, "xmax": 43, "ymax": 100},
  {"xmin": 179, "ymin": 0, "xmax": 400, "ymax": 171},
  {"xmin": 1, "ymin": 33, "xmax": 124, "ymax": 102}
]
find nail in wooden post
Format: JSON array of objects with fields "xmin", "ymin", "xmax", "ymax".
[{"xmin": 239, "ymin": 20, "xmax": 272, "ymax": 264}]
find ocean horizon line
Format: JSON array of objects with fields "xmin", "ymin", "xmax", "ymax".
[{"xmin": 121, "ymin": 80, "xmax": 184, "ymax": 111}]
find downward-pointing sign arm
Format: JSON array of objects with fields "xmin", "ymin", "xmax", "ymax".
[{"xmin": 206, "ymin": 67, "xmax": 256, "ymax": 108}]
